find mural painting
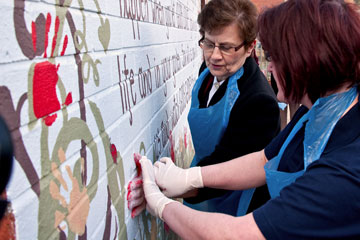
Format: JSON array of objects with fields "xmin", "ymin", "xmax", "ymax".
[{"xmin": 0, "ymin": 0, "xmax": 201, "ymax": 239}]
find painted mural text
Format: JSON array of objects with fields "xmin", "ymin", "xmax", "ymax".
[
  {"xmin": 119, "ymin": 0, "xmax": 197, "ymax": 39},
  {"xmin": 117, "ymin": 45, "xmax": 198, "ymax": 125},
  {"xmin": 152, "ymin": 74, "xmax": 195, "ymax": 160}
]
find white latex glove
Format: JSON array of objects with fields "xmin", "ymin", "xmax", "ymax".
[
  {"xmin": 127, "ymin": 175, "xmax": 146, "ymax": 218},
  {"xmin": 140, "ymin": 156, "xmax": 174, "ymax": 220},
  {"xmin": 154, "ymin": 157, "xmax": 203, "ymax": 197}
]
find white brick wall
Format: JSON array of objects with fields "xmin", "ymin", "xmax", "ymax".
[{"xmin": 0, "ymin": 0, "xmax": 201, "ymax": 239}]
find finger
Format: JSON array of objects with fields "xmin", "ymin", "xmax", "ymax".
[
  {"xmin": 154, "ymin": 161, "xmax": 165, "ymax": 178},
  {"xmin": 162, "ymin": 188, "xmax": 170, "ymax": 196},
  {"xmin": 154, "ymin": 160, "xmax": 165, "ymax": 168},
  {"xmin": 133, "ymin": 153, "xmax": 143, "ymax": 177},
  {"xmin": 163, "ymin": 157, "xmax": 174, "ymax": 165},
  {"xmin": 131, "ymin": 201, "xmax": 146, "ymax": 218},
  {"xmin": 128, "ymin": 194, "xmax": 145, "ymax": 210},
  {"xmin": 127, "ymin": 187, "xmax": 144, "ymax": 201},
  {"xmin": 127, "ymin": 177, "xmax": 143, "ymax": 192},
  {"xmin": 154, "ymin": 161, "xmax": 165, "ymax": 186},
  {"xmin": 133, "ymin": 152, "xmax": 142, "ymax": 160},
  {"xmin": 159, "ymin": 157, "xmax": 171, "ymax": 163},
  {"xmin": 140, "ymin": 157, "xmax": 155, "ymax": 181}
]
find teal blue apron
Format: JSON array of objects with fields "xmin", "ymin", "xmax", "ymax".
[
  {"xmin": 265, "ymin": 87, "xmax": 358, "ymax": 198},
  {"xmin": 185, "ymin": 67, "xmax": 255, "ymax": 216}
]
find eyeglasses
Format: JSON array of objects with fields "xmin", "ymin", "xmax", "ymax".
[
  {"xmin": 198, "ymin": 38, "xmax": 246, "ymax": 56},
  {"xmin": 264, "ymin": 51, "xmax": 272, "ymax": 62}
]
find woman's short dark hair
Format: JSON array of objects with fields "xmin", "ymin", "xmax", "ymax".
[
  {"xmin": 198, "ymin": 0, "xmax": 258, "ymax": 50},
  {"xmin": 258, "ymin": 0, "xmax": 360, "ymax": 103}
]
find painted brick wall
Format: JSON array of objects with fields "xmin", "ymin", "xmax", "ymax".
[{"xmin": 0, "ymin": 0, "xmax": 201, "ymax": 239}]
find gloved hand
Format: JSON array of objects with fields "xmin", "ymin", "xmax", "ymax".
[
  {"xmin": 140, "ymin": 156, "xmax": 174, "ymax": 220},
  {"xmin": 154, "ymin": 157, "xmax": 203, "ymax": 197},
  {"xmin": 127, "ymin": 175, "xmax": 146, "ymax": 218},
  {"xmin": 127, "ymin": 153, "xmax": 146, "ymax": 218}
]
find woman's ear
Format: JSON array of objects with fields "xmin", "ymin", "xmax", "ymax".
[
  {"xmin": 248, "ymin": 40, "xmax": 256, "ymax": 53},
  {"xmin": 246, "ymin": 40, "xmax": 256, "ymax": 57}
]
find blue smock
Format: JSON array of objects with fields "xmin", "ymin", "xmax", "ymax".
[
  {"xmin": 185, "ymin": 67, "xmax": 255, "ymax": 216},
  {"xmin": 264, "ymin": 87, "xmax": 358, "ymax": 198}
]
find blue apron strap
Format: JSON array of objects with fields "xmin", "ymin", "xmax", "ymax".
[
  {"xmin": 265, "ymin": 86, "xmax": 358, "ymax": 199},
  {"xmin": 269, "ymin": 111, "xmax": 310, "ymax": 170},
  {"xmin": 236, "ymin": 112, "xmax": 308, "ymax": 215},
  {"xmin": 188, "ymin": 67, "xmax": 243, "ymax": 162},
  {"xmin": 236, "ymin": 188, "xmax": 256, "ymax": 216},
  {"xmin": 186, "ymin": 67, "xmax": 244, "ymax": 215}
]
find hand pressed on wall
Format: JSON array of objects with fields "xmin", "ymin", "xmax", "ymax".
[
  {"xmin": 140, "ymin": 157, "xmax": 174, "ymax": 220},
  {"xmin": 127, "ymin": 153, "xmax": 146, "ymax": 218},
  {"xmin": 127, "ymin": 175, "xmax": 146, "ymax": 218},
  {"xmin": 154, "ymin": 157, "xmax": 203, "ymax": 198}
]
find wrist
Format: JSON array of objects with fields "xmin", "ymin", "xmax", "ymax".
[
  {"xmin": 161, "ymin": 201, "xmax": 179, "ymax": 221},
  {"xmin": 158, "ymin": 197, "xmax": 175, "ymax": 220},
  {"xmin": 187, "ymin": 166, "xmax": 204, "ymax": 189}
]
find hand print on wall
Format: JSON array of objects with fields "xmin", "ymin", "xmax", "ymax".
[
  {"xmin": 29, "ymin": 13, "xmax": 71, "ymax": 127},
  {"xmin": 50, "ymin": 148, "xmax": 90, "ymax": 236}
]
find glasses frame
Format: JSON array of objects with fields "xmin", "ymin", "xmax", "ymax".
[{"xmin": 198, "ymin": 37, "xmax": 246, "ymax": 56}]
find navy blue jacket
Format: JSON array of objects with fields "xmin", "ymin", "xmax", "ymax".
[{"xmin": 255, "ymin": 89, "xmax": 360, "ymax": 239}]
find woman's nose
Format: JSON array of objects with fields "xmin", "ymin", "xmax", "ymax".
[{"xmin": 210, "ymin": 47, "xmax": 223, "ymax": 60}]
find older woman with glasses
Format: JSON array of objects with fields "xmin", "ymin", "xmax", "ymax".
[
  {"xmin": 127, "ymin": 0, "xmax": 280, "ymax": 218},
  {"xmin": 180, "ymin": 0, "xmax": 280, "ymax": 216},
  {"xmin": 137, "ymin": 0, "xmax": 360, "ymax": 239}
]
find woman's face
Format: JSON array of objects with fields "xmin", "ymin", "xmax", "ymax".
[
  {"xmin": 203, "ymin": 23, "xmax": 254, "ymax": 81},
  {"xmin": 267, "ymin": 61, "xmax": 287, "ymax": 103}
]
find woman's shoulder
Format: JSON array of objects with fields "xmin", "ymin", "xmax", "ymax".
[
  {"xmin": 239, "ymin": 58, "xmax": 273, "ymax": 93},
  {"xmin": 322, "ymin": 97, "xmax": 360, "ymax": 155}
]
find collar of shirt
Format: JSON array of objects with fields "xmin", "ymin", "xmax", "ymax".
[{"xmin": 207, "ymin": 77, "xmax": 226, "ymax": 107}]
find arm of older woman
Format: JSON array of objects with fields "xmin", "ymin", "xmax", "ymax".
[{"xmin": 140, "ymin": 156, "xmax": 266, "ymax": 239}]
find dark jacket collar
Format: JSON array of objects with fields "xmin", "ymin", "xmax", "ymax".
[{"xmin": 199, "ymin": 57, "xmax": 258, "ymax": 107}]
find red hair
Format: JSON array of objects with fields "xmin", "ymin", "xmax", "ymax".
[{"xmin": 258, "ymin": 0, "xmax": 360, "ymax": 103}]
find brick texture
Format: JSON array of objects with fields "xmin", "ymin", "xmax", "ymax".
[{"xmin": 0, "ymin": 0, "xmax": 200, "ymax": 239}]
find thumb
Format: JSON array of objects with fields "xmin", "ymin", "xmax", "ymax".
[
  {"xmin": 159, "ymin": 157, "xmax": 173, "ymax": 164},
  {"xmin": 139, "ymin": 157, "xmax": 155, "ymax": 182}
]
